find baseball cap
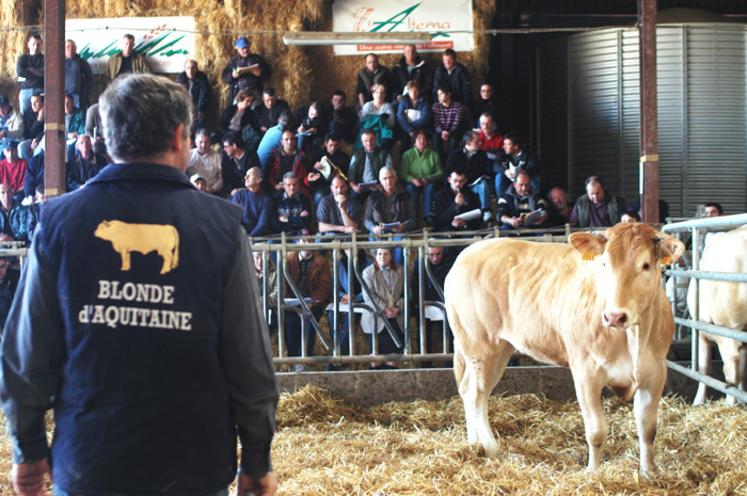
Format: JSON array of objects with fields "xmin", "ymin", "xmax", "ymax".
[
  {"xmin": 235, "ymin": 36, "xmax": 250, "ymax": 49},
  {"xmin": 190, "ymin": 173, "xmax": 206, "ymax": 184},
  {"xmin": 1, "ymin": 138, "xmax": 18, "ymax": 151}
]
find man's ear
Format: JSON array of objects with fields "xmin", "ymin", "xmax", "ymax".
[
  {"xmin": 654, "ymin": 232, "xmax": 686, "ymax": 265},
  {"xmin": 569, "ymin": 232, "xmax": 607, "ymax": 261},
  {"xmin": 172, "ymin": 124, "xmax": 188, "ymax": 153}
]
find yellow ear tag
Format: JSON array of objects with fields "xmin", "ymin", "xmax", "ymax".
[
  {"xmin": 660, "ymin": 256, "xmax": 672, "ymax": 266},
  {"xmin": 582, "ymin": 250, "xmax": 597, "ymax": 261}
]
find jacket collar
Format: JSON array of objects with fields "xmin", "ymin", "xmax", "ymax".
[{"xmin": 87, "ymin": 162, "xmax": 193, "ymax": 188}]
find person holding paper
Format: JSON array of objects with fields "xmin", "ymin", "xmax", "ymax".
[
  {"xmin": 432, "ymin": 169, "xmax": 482, "ymax": 231},
  {"xmin": 495, "ymin": 132, "xmax": 540, "ymax": 197},
  {"xmin": 364, "ymin": 166, "xmax": 416, "ymax": 264},
  {"xmin": 497, "ymin": 169, "xmax": 548, "ymax": 230},
  {"xmin": 282, "ymin": 238, "xmax": 332, "ymax": 365},
  {"xmin": 396, "ymin": 81, "xmax": 432, "ymax": 150},
  {"xmin": 308, "ymin": 133, "xmax": 350, "ymax": 205},
  {"xmin": 221, "ymin": 36, "xmax": 272, "ymax": 102},
  {"xmin": 348, "ymin": 129, "xmax": 392, "ymax": 195},
  {"xmin": 445, "ymin": 130, "xmax": 492, "ymax": 223}
]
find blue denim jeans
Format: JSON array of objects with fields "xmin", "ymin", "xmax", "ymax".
[
  {"xmin": 405, "ymin": 182, "xmax": 435, "ymax": 217},
  {"xmin": 54, "ymin": 488, "xmax": 229, "ymax": 496}
]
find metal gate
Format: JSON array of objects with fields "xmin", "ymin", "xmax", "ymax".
[{"xmin": 662, "ymin": 213, "xmax": 747, "ymax": 403}]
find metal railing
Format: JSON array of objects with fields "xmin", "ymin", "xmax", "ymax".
[
  {"xmin": 662, "ymin": 213, "xmax": 747, "ymax": 403},
  {"xmin": 251, "ymin": 226, "xmax": 572, "ymax": 367}
]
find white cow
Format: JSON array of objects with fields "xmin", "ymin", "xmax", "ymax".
[
  {"xmin": 445, "ymin": 223, "xmax": 685, "ymax": 475},
  {"xmin": 687, "ymin": 225, "xmax": 747, "ymax": 405}
]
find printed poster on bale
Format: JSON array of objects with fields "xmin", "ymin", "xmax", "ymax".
[
  {"xmin": 66, "ymin": 16, "xmax": 195, "ymax": 74},
  {"xmin": 332, "ymin": 0, "xmax": 475, "ymax": 55}
]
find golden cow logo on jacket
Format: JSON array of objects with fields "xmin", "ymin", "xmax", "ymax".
[{"xmin": 94, "ymin": 220, "xmax": 180, "ymax": 275}]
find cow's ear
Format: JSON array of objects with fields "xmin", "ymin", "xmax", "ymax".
[
  {"xmin": 654, "ymin": 232, "xmax": 686, "ymax": 265},
  {"xmin": 569, "ymin": 232, "xmax": 607, "ymax": 261}
]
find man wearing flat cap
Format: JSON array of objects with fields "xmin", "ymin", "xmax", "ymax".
[{"xmin": 221, "ymin": 36, "xmax": 272, "ymax": 102}]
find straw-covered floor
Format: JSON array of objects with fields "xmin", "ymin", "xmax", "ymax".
[{"xmin": 2, "ymin": 385, "xmax": 746, "ymax": 494}]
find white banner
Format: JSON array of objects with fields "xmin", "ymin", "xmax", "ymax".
[
  {"xmin": 65, "ymin": 17, "xmax": 196, "ymax": 74},
  {"xmin": 332, "ymin": 0, "xmax": 474, "ymax": 56}
]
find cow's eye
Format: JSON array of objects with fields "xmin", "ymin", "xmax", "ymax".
[{"xmin": 642, "ymin": 263, "xmax": 651, "ymax": 271}]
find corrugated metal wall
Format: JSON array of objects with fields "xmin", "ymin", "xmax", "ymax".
[{"xmin": 537, "ymin": 25, "xmax": 747, "ymax": 216}]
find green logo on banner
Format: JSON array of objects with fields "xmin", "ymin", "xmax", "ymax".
[
  {"xmin": 79, "ymin": 31, "xmax": 189, "ymax": 60},
  {"xmin": 368, "ymin": 3, "xmax": 450, "ymax": 39}
]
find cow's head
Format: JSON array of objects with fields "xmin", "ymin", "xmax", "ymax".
[{"xmin": 569, "ymin": 223, "xmax": 685, "ymax": 329}]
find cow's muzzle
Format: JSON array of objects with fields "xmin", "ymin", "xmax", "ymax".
[{"xmin": 602, "ymin": 310, "xmax": 629, "ymax": 328}]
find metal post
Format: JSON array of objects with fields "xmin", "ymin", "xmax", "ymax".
[
  {"xmin": 418, "ymin": 244, "xmax": 426, "ymax": 356},
  {"xmin": 261, "ymin": 250, "xmax": 270, "ymax": 323},
  {"xmin": 402, "ymin": 242, "xmax": 410, "ymax": 356},
  {"xmin": 638, "ymin": 0, "xmax": 660, "ymax": 223},
  {"xmin": 276, "ymin": 234, "xmax": 286, "ymax": 358},
  {"xmin": 347, "ymin": 243, "xmax": 355, "ymax": 356},
  {"xmin": 332, "ymin": 246, "xmax": 340, "ymax": 358},
  {"xmin": 690, "ymin": 226, "xmax": 700, "ymax": 372},
  {"xmin": 44, "ymin": 0, "xmax": 66, "ymax": 198}
]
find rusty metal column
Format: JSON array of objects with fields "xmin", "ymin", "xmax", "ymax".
[
  {"xmin": 44, "ymin": 0, "xmax": 66, "ymax": 198},
  {"xmin": 638, "ymin": 0, "xmax": 659, "ymax": 223}
]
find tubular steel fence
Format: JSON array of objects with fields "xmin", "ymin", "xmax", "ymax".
[
  {"xmin": 662, "ymin": 213, "xmax": 747, "ymax": 404},
  {"xmin": 249, "ymin": 226, "xmax": 572, "ymax": 368}
]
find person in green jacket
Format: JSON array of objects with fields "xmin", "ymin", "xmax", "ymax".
[{"xmin": 399, "ymin": 130, "xmax": 443, "ymax": 218}]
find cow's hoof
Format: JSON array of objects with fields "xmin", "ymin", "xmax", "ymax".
[{"xmin": 480, "ymin": 442, "xmax": 499, "ymax": 458}]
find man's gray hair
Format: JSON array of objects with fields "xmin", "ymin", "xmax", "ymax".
[
  {"xmin": 282, "ymin": 171, "xmax": 297, "ymax": 182},
  {"xmin": 379, "ymin": 165, "xmax": 397, "ymax": 178},
  {"xmin": 99, "ymin": 74, "xmax": 192, "ymax": 162}
]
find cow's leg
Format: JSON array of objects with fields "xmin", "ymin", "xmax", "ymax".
[
  {"xmin": 457, "ymin": 340, "xmax": 514, "ymax": 457},
  {"xmin": 634, "ymin": 360, "xmax": 666, "ymax": 477},
  {"xmin": 121, "ymin": 250, "xmax": 131, "ymax": 271},
  {"xmin": 571, "ymin": 369, "xmax": 606, "ymax": 471},
  {"xmin": 720, "ymin": 339, "xmax": 740, "ymax": 406},
  {"xmin": 158, "ymin": 249, "xmax": 172, "ymax": 274},
  {"xmin": 693, "ymin": 334, "xmax": 712, "ymax": 405}
]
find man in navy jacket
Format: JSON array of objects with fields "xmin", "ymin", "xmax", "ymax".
[{"xmin": 0, "ymin": 74, "xmax": 278, "ymax": 496}]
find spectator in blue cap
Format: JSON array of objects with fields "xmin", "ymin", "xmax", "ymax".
[{"xmin": 221, "ymin": 36, "xmax": 272, "ymax": 102}]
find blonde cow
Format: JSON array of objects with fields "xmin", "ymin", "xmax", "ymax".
[
  {"xmin": 687, "ymin": 225, "xmax": 747, "ymax": 405},
  {"xmin": 445, "ymin": 223, "xmax": 685, "ymax": 475}
]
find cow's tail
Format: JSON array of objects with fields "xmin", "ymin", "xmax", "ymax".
[
  {"xmin": 454, "ymin": 342, "xmax": 465, "ymax": 386},
  {"xmin": 171, "ymin": 229, "xmax": 180, "ymax": 269}
]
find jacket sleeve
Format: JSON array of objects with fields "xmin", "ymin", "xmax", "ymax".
[
  {"xmin": 80, "ymin": 59, "xmax": 94, "ymax": 107},
  {"xmin": 399, "ymin": 151, "xmax": 413, "ymax": 183},
  {"xmin": 221, "ymin": 60, "xmax": 237, "ymax": 85},
  {"xmin": 195, "ymin": 74, "xmax": 210, "ymax": 113},
  {"xmin": 250, "ymin": 195, "xmax": 273, "ymax": 237},
  {"xmin": 0, "ymin": 222, "xmax": 65, "ymax": 464},
  {"xmin": 220, "ymin": 228, "xmax": 278, "ymax": 479},
  {"xmin": 363, "ymin": 195, "xmax": 377, "ymax": 233},
  {"xmin": 424, "ymin": 152, "xmax": 443, "ymax": 182},
  {"xmin": 396, "ymin": 100, "xmax": 414, "ymax": 135}
]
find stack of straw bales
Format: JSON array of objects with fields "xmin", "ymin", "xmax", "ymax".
[{"xmin": 0, "ymin": 0, "xmax": 496, "ymax": 112}]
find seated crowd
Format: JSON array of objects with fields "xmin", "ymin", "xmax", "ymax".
[{"xmin": 1, "ymin": 32, "xmax": 682, "ymax": 365}]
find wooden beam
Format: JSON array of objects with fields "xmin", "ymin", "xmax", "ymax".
[
  {"xmin": 44, "ymin": 0, "xmax": 66, "ymax": 198},
  {"xmin": 639, "ymin": 0, "xmax": 659, "ymax": 223}
]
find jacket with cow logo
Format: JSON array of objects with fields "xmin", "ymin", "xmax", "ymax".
[{"xmin": 0, "ymin": 162, "xmax": 278, "ymax": 495}]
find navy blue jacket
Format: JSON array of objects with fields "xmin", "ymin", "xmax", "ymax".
[{"xmin": 0, "ymin": 163, "xmax": 278, "ymax": 494}]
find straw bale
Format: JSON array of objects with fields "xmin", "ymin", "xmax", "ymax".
[{"xmin": 2, "ymin": 0, "xmax": 495, "ymax": 122}]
